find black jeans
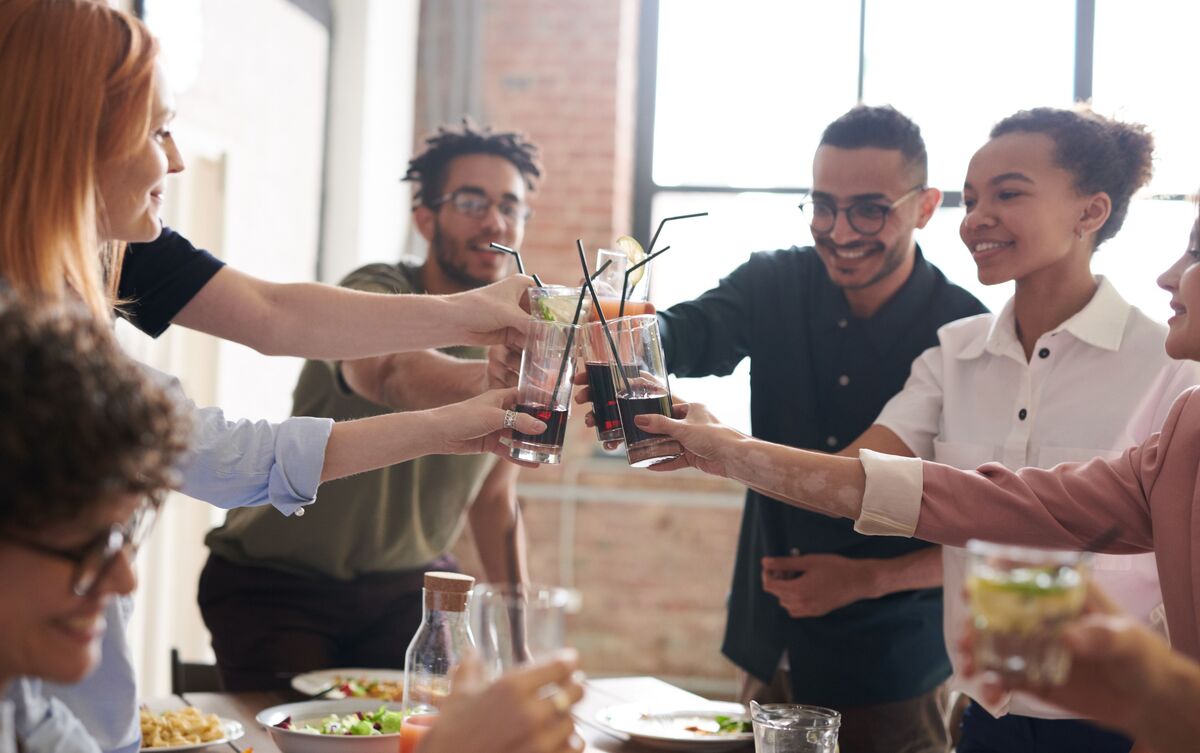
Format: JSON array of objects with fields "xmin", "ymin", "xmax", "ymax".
[
  {"xmin": 958, "ymin": 700, "xmax": 1133, "ymax": 753},
  {"xmin": 197, "ymin": 553, "xmax": 458, "ymax": 691}
]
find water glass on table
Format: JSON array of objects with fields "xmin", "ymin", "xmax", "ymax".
[
  {"xmin": 604, "ymin": 314, "xmax": 682, "ymax": 467},
  {"xmin": 505, "ymin": 319, "xmax": 576, "ymax": 464},
  {"xmin": 468, "ymin": 583, "xmax": 577, "ymax": 680},
  {"xmin": 966, "ymin": 539, "xmax": 1090, "ymax": 685},
  {"xmin": 750, "ymin": 702, "xmax": 840, "ymax": 753}
]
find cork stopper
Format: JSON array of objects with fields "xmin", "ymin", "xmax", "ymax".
[{"xmin": 424, "ymin": 571, "xmax": 475, "ymax": 611}]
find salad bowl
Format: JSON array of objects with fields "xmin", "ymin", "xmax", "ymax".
[{"xmin": 256, "ymin": 699, "xmax": 406, "ymax": 753}]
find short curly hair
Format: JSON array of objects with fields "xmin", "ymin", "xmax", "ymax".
[
  {"xmin": 0, "ymin": 290, "xmax": 191, "ymax": 533},
  {"xmin": 403, "ymin": 118, "xmax": 542, "ymax": 209},
  {"xmin": 991, "ymin": 108, "xmax": 1154, "ymax": 248}
]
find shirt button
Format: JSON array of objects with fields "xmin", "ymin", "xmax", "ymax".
[
  {"xmin": 826, "ymin": 436, "xmax": 838, "ymax": 447},
  {"xmin": 837, "ymin": 319, "xmax": 848, "ymax": 328},
  {"xmin": 1038, "ymin": 348, "xmax": 1050, "ymax": 359},
  {"xmin": 295, "ymin": 507, "xmax": 306, "ymax": 517},
  {"xmin": 838, "ymin": 375, "xmax": 850, "ymax": 387},
  {"xmin": 1018, "ymin": 408, "xmax": 1028, "ymax": 421}
]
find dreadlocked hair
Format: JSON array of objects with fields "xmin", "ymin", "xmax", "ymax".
[{"xmin": 404, "ymin": 118, "xmax": 542, "ymax": 209}]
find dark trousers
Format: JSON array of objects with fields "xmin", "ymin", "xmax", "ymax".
[
  {"xmin": 197, "ymin": 553, "xmax": 458, "ymax": 691},
  {"xmin": 741, "ymin": 670, "xmax": 949, "ymax": 753},
  {"xmin": 958, "ymin": 700, "xmax": 1133, "ymax": 753}
]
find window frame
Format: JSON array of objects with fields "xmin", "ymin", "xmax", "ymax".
[{"xmin": 631, "ymin": 0, "xmax": 1099, "ymax": 242}]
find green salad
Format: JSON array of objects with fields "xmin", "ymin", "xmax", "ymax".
[{"xmin": 275, "ymin": 705, "xmax": 406, "ymax": 736}]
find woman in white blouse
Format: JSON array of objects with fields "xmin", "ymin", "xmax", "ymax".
[{"xmin": 756, "ymin": 109, "xmax": 1199, "ymax": 753}]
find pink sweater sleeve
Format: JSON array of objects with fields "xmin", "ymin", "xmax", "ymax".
[{"xmin": 913, "ymin": 390, "xmax": 1197, "ymax": 554}]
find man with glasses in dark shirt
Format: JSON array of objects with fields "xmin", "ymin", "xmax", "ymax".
[
  {"xmin": 199, "ymin": 122, "xmax": 542, "ymax": 689},
  {"xmin": 656, "ymin": 106, "xmax": 987, "ymax": 753}
]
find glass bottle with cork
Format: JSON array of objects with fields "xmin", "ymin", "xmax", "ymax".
[{"xmin": 402, "ymin": 571, "xmax": 476, "ymax": 714}]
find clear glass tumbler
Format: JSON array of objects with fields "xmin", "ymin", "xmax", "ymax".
[
  {"xmin": 505, "ymin": 319, "xmax": 576, "ymax": 464},
  {"xmin": 468, "ymin": 583, "xmax": 578, "ymax": 680},
  {"xmin": 966, "ymin": 539, "xmax": 1090, "ymax": 685},
  {"xmin": 750, "ymin": 701, "xmax": 840, "ymax": 753},
  {"xmin": 604, "ymin": 315, "xmax": 682, "ymax": 467}
]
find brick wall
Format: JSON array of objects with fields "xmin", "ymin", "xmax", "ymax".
[{"xmin": 417, "ymin": 0, "xmax": 746, "ymax": 695}]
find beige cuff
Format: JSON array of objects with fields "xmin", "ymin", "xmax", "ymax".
[{"xmin": 854, "ymin": 449, "xmax": 923, "ymax": 537}]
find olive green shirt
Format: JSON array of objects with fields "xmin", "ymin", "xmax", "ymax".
[{"xmin": 205, "ymin": 262, "xmax": 495, "ymax": 580}]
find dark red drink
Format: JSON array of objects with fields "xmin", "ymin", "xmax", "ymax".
[
  {"xmin": 585, "ymin": 361, "xmax": 623, "ymax": 441},
  {"xmin": 616, "ymin": 392, "xmax": 673, "ymax": 446},
  {"xmin": 616, "ymin": 388, "xmax": 683, "ymax": 467},
  {"xmin": 511, "ymin": 404, "xmax": 568, "ymax": 450}
]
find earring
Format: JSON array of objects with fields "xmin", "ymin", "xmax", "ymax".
[{"xmin": 1075, "ymin": 228, "xmax": 1084, "ymax": 240}]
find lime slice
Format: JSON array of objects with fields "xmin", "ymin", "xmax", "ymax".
[
  {"xmin": 537, "ymin": 295, "xmax": 579, "ymax": 322},
  {"xmin": 616, "ymin": 235, "xmax": 647, "ymax": 287}
]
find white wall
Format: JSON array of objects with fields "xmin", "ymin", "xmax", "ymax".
[
  {"xmin": 123, "ymin": 0, "xmax": 420, "ymax": 696},
  {"xmin": 321, "ymin": 0, "xmax": 421, "ymax": 283}
]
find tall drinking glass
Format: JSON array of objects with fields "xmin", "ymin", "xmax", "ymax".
[
  {"xmin": 506, "ymin": 319, "xmax": 575, "ymax": 464},
  {"xmin": 966, "ymin": 540, "xmax": 1090, "ymax": 685},
  {"xmin": 593, "ymin": 249, "xmax": 655, "ymax": 320},
  {"xmin": 749, "ymin": 702, "xmax": 840, "ymax": 753},
  {"xmin": 528, "ymin": 285, "xmax": 586, "ymax": 323},
  {"xmin": 605, "ymin": 315, "xmax": 682, "ymax": 467},
  {"xmin": 581, "ymin": 321, "xmax": 623, "ymax": 443},
  {"xmin": 469, "ymin": 584, "xmax": 578, "ymax": 680}
]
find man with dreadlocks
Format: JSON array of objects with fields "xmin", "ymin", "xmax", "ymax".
[{"xmin": 198, "ymin": 120, "xmax": 543, "ymax": 689}]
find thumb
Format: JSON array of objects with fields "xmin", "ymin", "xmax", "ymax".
[{"xmin": 634, "ymin": 412, "xmax": 679, "ymax": 436}]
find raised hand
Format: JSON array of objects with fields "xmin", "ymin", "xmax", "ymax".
[
  {"xmin": 630, "ymin": 400, "xmax": 743, "ymax": 477},
  {"xmin": 432, "ymin": 387, "xmax": 545, "ymax": 462},
  {"xmin": 487, "ymin": 343, "xmax": 523, "ymax": 389},
  {"xmin": 959, "ymin": 583, "xmax": 1179, "ymax": 736},
  {"xmin": 447, "ymin": 275, "xmax": 536, "ymax": 348}
]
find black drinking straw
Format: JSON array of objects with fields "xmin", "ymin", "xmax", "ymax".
[
  {"xmin": 577, "ymin": 241, "xmax": 632, "ymax": 395},
  {"xmin": 646, "ymin": 212, "xmax": 708, "ymax": 257},
  {"xmin": 490, "ymin": 242, "xmax": 544, "ymax": 286},
  {"xmin": 618, "ymin": 245, "xmax": 669, "ymax": 318},
  {"xmin": 616, "ymin": 211, "xmax": 708, "ymax": 317},
  {"xmin": 547, "ymin": 259, "xmax": 612, "ymax": 409}
]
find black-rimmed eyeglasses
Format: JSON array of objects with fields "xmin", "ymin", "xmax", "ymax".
[
  {"xmin": 429, "ymin": 189, "xmax": 532, "ymax": 223},
  {"xmin": 799, "ymin": 185, "xmax": 925, "ymax": 236},
  {"xmin": 2, "ymin": 499, "xmax": 160, "ymax": 596}
]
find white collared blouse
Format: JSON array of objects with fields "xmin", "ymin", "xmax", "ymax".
[{"xmin": 872, "ymin": 276, "xmax": 1200, "ymax": 719}]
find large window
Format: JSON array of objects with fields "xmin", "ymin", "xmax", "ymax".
[{"xmin": 637, "ymin": 0, "xmax": 1198, "ymax": 432}]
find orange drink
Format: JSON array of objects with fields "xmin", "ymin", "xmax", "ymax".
[
  {"xmin": 592, "ymin": 297, "xmax": 655, "ymax": 321},
  {"xmin": 399, "ymin": 713, "xmax": 437, "ymax": 753}
]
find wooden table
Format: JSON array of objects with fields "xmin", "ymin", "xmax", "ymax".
[{"xmin": 152, "ymin": 676, "xmax": 744, "ymax": 753}]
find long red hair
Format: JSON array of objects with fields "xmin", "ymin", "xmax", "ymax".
[{"xmin": 0, "ymin": 0, "xmax": 158, "ymax": 319}]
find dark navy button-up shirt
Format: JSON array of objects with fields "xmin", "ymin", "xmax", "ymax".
[{"xmin": 658, "ymin": 245, "xmax": 987, "ymax": 706}]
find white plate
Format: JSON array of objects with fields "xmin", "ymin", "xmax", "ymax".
[
  {"xmin": 290, "ymin": 668, "xmax": 405, "ymax": 700},
  {"xmin": 594, "ymin": 701, "xmax": 753, "ymax": 752},
  {"xmin": 140, "ymin": 718, "xmax": 244, "ymax": 752}
]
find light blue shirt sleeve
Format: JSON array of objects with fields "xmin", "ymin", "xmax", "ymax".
[
  {"xmin": 146, "ymin": 367, "xmax": 334, "ymax": 516},
  {"xmin": 25, "ymin": 368, "xmax": 336, "ymax": 753},
  {"xmin": 179, "ymin": 405, "xmax": 333, "ymax": 516}
]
